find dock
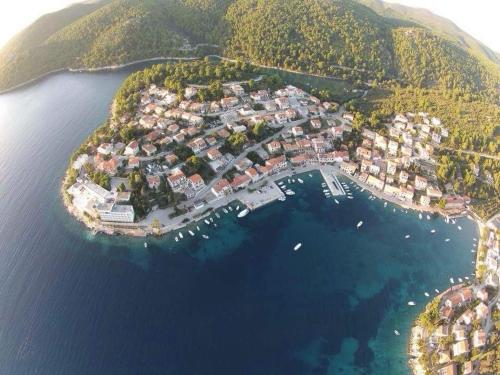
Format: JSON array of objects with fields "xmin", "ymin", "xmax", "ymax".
[{"xmin": 320, "ymin": 168, "xmax": 345, "ymax": 196}]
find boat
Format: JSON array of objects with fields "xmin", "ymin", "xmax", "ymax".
[
  {"xmin": 178, "ymin": 232, "xmax": 184, "ymax": 239},
  {"xmin": 298, "ymin": 178, "xmax": 304, "ymax": 184},
  {"xmin": 394, "ymin": 330, "xmax": 400, "ymax": 336},
  {"xmin": 347, "ymin": 196, "xmax": 354, "ymax": 200},
  {"xmin": 202, "ymin": 234, "xmax": 209, "ymax": 239},
  {"xmin": 196, "ymin": 226, "xmax": 200, "ymax": 231},
  {"xmin": 405, "ymin": 234, "xmax": 410, "ymax": 239},
  {"xmin": 408, "ymin": 301, "xmax": 416, "ymax": 306},
  {"xmin": 458, "ymin": 277, "xmax": 463, "ymax": 283},
  {"xmin": 236, "ymin": 206, "xmax": 240, "ymax": 210},
  {"xmin": 471, "ymin": 250, "xmax": 476, "ymax": 253},
  {"xmin": 334, "ymin": 199, "xmax": 339, "ymax": 204},
  {"xmin": 215, "ymin": 213, "xmax": 221, "ymax": 219},
  {"xmin": 426, "ymin": 215, "xmax": 431, "ymax": 220},
  {"xmin": 293, "ymin": 243, "xmax": 302, "ymax": 251},
  {"xmin": 278, "ymin": 181, "xmax": 284, "ymax": 186},
  {"xmin": 278, "ymin": 196, "xmax": 286, "ymax": 201},
  {"xmin": 309, "ymin": 174, "xmax": 313, "ymax": 177},
  {"xmin": 357, "ymin": 221, "xmax": 363, "ymax": 229},
  {"xmin": 175, "ymin": 237, "xmax": 178, "ymax": 242},
  {"xmin": 214, "ymin": 223, "xmax": 218, "ymax": 227},
  {"xmin": 228, "ymin": 206, "xmax": 233, "ymax": 211},
  {"xmin": 384, "ymin": 202, "xmax": 387, "ymax": 207},
  {"xmin": 451, "ymin": 219, "xmax": 456, "ymax": 224},
  {"xmin": 285, "ymin": 190, "xmax": 295, "ymax": 196},
  {"xmin": 457, "ymin": 225, "xmax": 462, "ymax": 231},
  {"xmin": 464, "ymin": 276, "xmax": 469, "ymax": 280},
  {"xmin": 323, "ymin": 189, "xmax": 330, "ymax": 193},
  {"xmin": 204, "ymin": 219, "xmax": 210, "ymax": 225},
  {"xmin": 237, "ymin": 208, "xmax": 250, "ymax": 218},
  {"xmin": 360, "ymin": 188, "xmax": 365, "ymax": 192},
  {"xmin": 424, "ymin": 292, "xmax": 430, "ymax": 297},
  {"xmin": 209, "ymin": 217, "xmax": 214, "ymax": 223},
  {"xmin": 435, "ymin": 289, "xmax": 440, "ymax": 294},
  {"xmin": 288, "ymin": 178, "xmax": 291, "ymax": 183},
  {"xmin": 393, "ymin": 208, "xmax": 396, "ymax": 212},
  {"xmin": 445, "ymin": 238, "xmax": 450, "ymax": 242},
  {"xmin": 188, "ymin": 230, "xmax": 195, "ymax": 236},
  {"xmin": 430, "ymin": 229, "xmax": 436, "ymax": 234},
  {"xmin": 473, "ymin": 237, "xmax": 477, "ymax": 241},
  {"xmin": 223, "ymin": 208, "xmax": 228, "ymax": 214},
  {"xmin": 450, "ymin": 278, "xmax": 454, "ymax": 283},
  {"xmin": 144, "ymin": 242, "xmax": 148, "ymax": 248},
  {"xmin": 292, "ymin": 179, "xmax": 295, "ymax": 183}
]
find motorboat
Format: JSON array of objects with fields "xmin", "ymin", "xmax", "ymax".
[
  {"xmin": 408, "ymin": 301, "xmax": 416, "ymax": 306},
  {"xmin": 357, "ymin": 221, "xmax": 363, "ymax": 229},
  {"xmin": 237, "ymin": 208, "xmax": 250, "ymax": 218},
  {"xmin": 188, "ymin": 230, "xmax": 195, "ymax": 236},
  {"xmin": 293, "ymin": 243, "xmax": 302, "ymax": 251}
]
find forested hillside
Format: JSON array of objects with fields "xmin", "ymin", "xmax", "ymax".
[{"xmin": 0, "ymin": 0, "xmax": 498, "ymax": 94}]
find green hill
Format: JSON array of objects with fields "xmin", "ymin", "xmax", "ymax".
[{"xmin": 0, "ymin": 0, "xmax": 498, "ymax": 93}]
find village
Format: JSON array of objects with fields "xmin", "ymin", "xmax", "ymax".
[
  {"xmin": 409, "ymin": 217, "xmax": 499, "ymax": 375},
  {"xmin": 65, "ymin": 75, "xmax": 472, "ymax": 236}
]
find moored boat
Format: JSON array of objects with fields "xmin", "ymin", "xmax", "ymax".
[
  {"xmin": 293, "ymin": 243, "xmax": 302, "ymax": 251},
  {"xmin": 237, "ymin": 208, "xmax": 250, "ymax": 218}
]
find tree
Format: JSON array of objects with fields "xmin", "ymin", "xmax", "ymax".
[{"xmin": 226, "ymin": 133, "xmax": 247, "ymax": 154}]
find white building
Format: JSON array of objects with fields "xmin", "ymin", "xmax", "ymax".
[{"xmin": 96, "ymin": 203, "xmax": 134, "ymax": 223}]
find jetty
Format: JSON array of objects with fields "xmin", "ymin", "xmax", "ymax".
[{"xmin": 320, "ymin": 167, "xmax": 345, "ymax": 196}]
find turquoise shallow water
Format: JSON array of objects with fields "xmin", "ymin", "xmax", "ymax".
[{"xmin": 0, "ymin": 69, "xmax": 477, "ymax": 374}]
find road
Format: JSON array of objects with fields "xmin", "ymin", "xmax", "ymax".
[{"xmin": 438, "ymin": 146, "xmax": 500, "ymax": 161}]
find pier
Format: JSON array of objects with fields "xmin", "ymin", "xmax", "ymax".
[{"xmin": 320, "ymin": 167, "xmax": 345, "ymax": 196}]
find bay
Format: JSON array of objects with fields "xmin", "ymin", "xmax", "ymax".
[{"xmin": 0, "ymin": 68, "xmax": 476, "ymax": 374}]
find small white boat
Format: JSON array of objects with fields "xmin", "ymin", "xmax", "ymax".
[
  {"xmin": 464, "ymin": 276, "xmax": 469, "ymax": 280},
  {"xmin": 215, "ymin": 213, "xmax": 221, "ymax": 219},
  {"xmin": 449, "ymin": 278, "xmax": 454, "ymax": 283},
  {"xmin": 445, "ymin": 238, "xmax": 450, "ymax": 242},
  {"xmin": 360, "ymin": 188, "xmax": 365, "ymax": 192},
  {"xmin": 278, "ymin": 181, "xmax": 284, "ymax": 186},
  {"xmin": 471, "ymin": 250, "xmax": 476, "ymax": 253},
  {"xmin": 430, "ymin": 229, "xmax": 436, "ymax": 234},
  {"xmin": 419, "ymin": 213, "xmax": 422, "ymax": 219},
  {"xmin": 458, "ymin": 277, "xmax": 463, "ymax": 283},
  {"xmin": 188, "ymin": 230, "xmax": 195, "ymax": 236},
  {"xmin": 223, "ymin": 208, "xmax": 228, "ymax": 214},
  {"xmin": 204, "ymin": 219, "xmax": 210, "ymax": 225},
  {"xmin": 178, "ymin": 232, "xmax": 183, "ymax": 239},
  {"xmin": 473, "ymin": 237, "xmax": 477, "ymax": 241},
  {"xmin": 285, "ymin": 190, "xmax": 295, "ymax": 196},
  {"xmin": 202, "ymin": 234, "xmax": 209, "ymax": 239},
  {"xmin": 292, "ymin": 179, "xmax": 296, "ymax": 183},
  {"xmin": 408, "ymin": 301, "xmax": 416, "ymax": 306},
  {"xmin": 457, "ymin": 225, "xmax": 462, "ymax": 231},
  {"xmin": 451, "ymin": 219, "xmax": 456, "ymax": 224},
  {"xmin": 236, "ymin": 206, "xmax": 240, "ymax": 211},
  {"xmin": 298, "ymin": 178, "xmax": 304, "ymax": 184},
  {"xmin": 394, "ymin": 330, "xmax": 400, "ymax": 336},
  {"xmin": 228, "ymin": 206, "xmax": 233, "ymax": 211},
  {"xmin": 144, "ymin": 242, "xmax": 148, "ymax": 248},
  {"xmin": 288, "ymin": 178, "xmax": 291, "ymax": 183},
  {"xmin": 357, "ymin": 221, "xmax": 363, "ymax": 229},
  {"xmin": 175, "ymin": 237, "xmax": 178, "ymax": 242},
  {"xmin": 347, "ymin": 196, "xmax": 354, "ymax": 200},
  {"xmin": 426, "ymin": 215, "xmax": 431, "ymax": 220},
  {"xmin": 323, "ymin": 189, "xmax": 330, "ymax": 193},
  {"xmin": 238, "ymin": 208, "xmax": 250, "ymax": 218},
  {"xmin": 384, "ymin": 202, "xmax": 387, "ymax": 207},
  {"xmin": 334, "ymin": 199, "xmax": 339, "ymax": 204},
  {"xmin": 196, "ymin": 226, "xmax": 200, "ymax": 231},
  {"xmin": 435, "ymin": 289, "xmax": 440, "ymax": 294},
  {"xmin": 209, "ymin": 217, "xmax": 214, "ymax": 223},
  {"xmin": 309, "ymin": 174, "xmax": 313, "ymax": 177},
  {"xmin": 278, "ymin": 196, "xmax": 286, "ymax": 201},
  {"xmin": 214, "ymin": 223, "xmax": 218, "ymax": 227},
  {"xmin": 405, "ymin": 234, "xmax": 410, "ymax": 239},
  {"xmin": 393, "ymin": 208, "xmax": 396, "ymax": 212},
  {"xmin": 424, "ymin": 292, "xmax": 430, "ymax": 297},
  {"xmin": 293, "ymin": 243, "xmax": 302, "ymax": 251}
]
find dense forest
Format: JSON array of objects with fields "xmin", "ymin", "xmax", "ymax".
[{"xmin": 1, "ymin": 0, "xmax": 499, "ymax": 94}]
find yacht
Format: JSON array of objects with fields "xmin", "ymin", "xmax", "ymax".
[
  {"xmin": 405, "ymin": 234, "xmax": 410, "ymax": 239},
  {"xmin": 430, "ymin": 229, "xmax": 436, "ymax": 234},
  {"xmin": 298, "ymin": 178, "xmax": 304, "ymax": 184},
  {"xmin": 408, "ymin": 301, "xmax": 416, "ymax": 306},
  {"xmin": 323, "ymin": 189, "xmax": 330, "ymax": 193},
  {"xmin": 204, "ymin": 219, "xmax": 210, "ymax": 225},
  {"xmin": 285, "ymin": 190, "xmax": 295, "ymax": 196},
  {"xmin": 215, "ymin": 212, "xmax": 221, "ymax": 219},
  {"xmin": 209, "ymin": 217, "xmax": 214, "ymax": 223},
  {"xmin": 347, "ymin": 196, "xmax": 354, "ymax": 199},
  {"xmin": 178, "ymin": 232, "xmax": 183, "ymax": 239},
  {"xmin": 357, "ymin": 221, "xmax": 363, "ymax": 229},
  {"xmin": 188, "ymin": 230, "xmax": 195, "ymax": 236},
  {"xmin": 237, "ymin": 208, "xmax": 250, "ymax": 218},
  {"xmin": 458, "ymin": 277, "xmax": 463, "ymax": 283},
  {"xmin": 293, "ymin": 243, "xmax": 302, "ymax": 251},
  {"xmin": 445, "ymin": 238, "xmax": 450, "ymax": 242},
  {"xmin": 309, "ymin": 174, "xmax": 313, "ymax": 177},
  {"xmin": 384, "ymin": 202, "xmax": 387, "ymax": 208},
  {"xmin": 424, "ymin": 292, "xmax": 430, "ymax": 297}
]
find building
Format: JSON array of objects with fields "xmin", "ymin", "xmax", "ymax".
[
  {"xmin": 267, "ymin": 141, "xmax": 282, "ymax": 154},
  {"xmin": 187, "ymin": 137, "xmax": 207, "ymax": 154},
  {"xmin": 275, "ymin": 97, "xmax": 289, "ymax": 109},
  {"xmin": 97, "ymin": 143, "xmax": 113, "ymax": 155},
  {"xmin": 310, "ymin": 118, "xmax": 322, "ymax": 129},
  {"xmin": 184, "ymin": 86, "xmax": 197, "ymax": 99},
  {"xmin": 207, "ymin": 148, "xmax": 223, "ymax": 161},
  {"xmin": 266, "ymin": 155, "xmax": 287, "ymax": 174},
  {"xmin": 444, "ymin": 288, "xmax": 473, "ymax": 308},
  {"xmin": 167, "ymin": 171, "xmax": 188, "ymax": 193},
  {"xmin": 231, "ymin": 174, "xmax": 252, "ymax": 190},
  {"xmin": 415, "ymin": 175, "xmax": 428, "ymax": 190},
  {"xmin": 437, "ymin": 363, "xmax": 457, "ymax": 375},
  {"xmin": 245, "ymin": 167, "xmax": 259, "ymax": 182},
  {"xmin": 230, "ymin": 84, "xmax": 245, "ymax": 96},
  {"xmin": 356, "ymin": 147, "xmax": 372, "ymax": 160},
  {"xmin": 366, "ymin": 175, "xmax": 385, "ymax": 190},
  {"xmin": 142, "ymin": 143, "xmax": 157, "ymax": 157},
  {"xmin": 188, "ymin": 174, "xmax": 205, "ymax": 191},
  {"xmin": 96, "ymin": 203, "xmax": 134, "ymax": 223},
  {"xmin": 399, "ymin": 170, "xmax": 409, "ymax": 184},
  {"xmin": 146, "ymin": 175, "xmax": 161, "ymax": 190},
  {"xmin": 211, "ymin": 179, "xmax": 233, "ymax": 198},
  {"xmin": 340, "ymin": 161, "xmax": 358, "ymax": 175},
  {"xmin": 452, "ymin": 340, "xmax": 469, "ymax": 357},
  {"xmin": 472, "ymin": 329, "xmax": 486, "ymax": 348}
]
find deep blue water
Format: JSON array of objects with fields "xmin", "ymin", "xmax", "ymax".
[{"xmin": 0, "ymin": 68, "xmax": 477, "ymax": 374}]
